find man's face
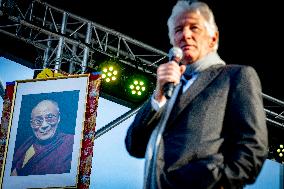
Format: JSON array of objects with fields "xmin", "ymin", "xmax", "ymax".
[
  {"xmin": 30, "ymin": 101, "xmax": 60, "ymax": 141},
  {"xmin": 173, "ymin": 11, "xmax": 218, "ymax": 64}
]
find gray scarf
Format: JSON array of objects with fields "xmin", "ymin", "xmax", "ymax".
[{"xmin": 184, "ymin": 51, "xmax": 226, "ymax": 78}]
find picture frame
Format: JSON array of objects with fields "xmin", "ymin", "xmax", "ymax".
[{"xmin": 0, "ymin": 74, "xmax": 101, "ymax": 189}]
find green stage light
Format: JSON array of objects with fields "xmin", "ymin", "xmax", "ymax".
[
  {"xmin": 129, "ymin": 79, "xmax": 146, "ymax": 96},
  {"xmin": 124, "ymin": 73, "xmax": 155, "ymax": 104}
]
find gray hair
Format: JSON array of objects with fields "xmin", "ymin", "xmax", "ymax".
[{"xmin": 167, "ymin": 1, "xmax": 219, "ymax": 51}]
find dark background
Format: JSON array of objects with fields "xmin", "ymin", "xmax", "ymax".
[
  {"xmin": 1, "ymin": 0, "xmax": 283, "ymax": 100},
  {"xmin": 49, "ymin": 0, "xmax": 284, "ymax": 100}
]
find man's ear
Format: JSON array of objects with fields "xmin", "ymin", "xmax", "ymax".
[{"xmin": 209, "ymin": 31, "xmax": 218, "ymax": 48}]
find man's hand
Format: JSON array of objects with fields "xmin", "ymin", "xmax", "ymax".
[{"xmin": 154, "ymin": 62, "xmax": 186, "ymax": 102}]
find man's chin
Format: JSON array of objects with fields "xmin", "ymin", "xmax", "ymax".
[{"xmin": 36, "ymin": 132, "xmax": 55, "ymax": 141}]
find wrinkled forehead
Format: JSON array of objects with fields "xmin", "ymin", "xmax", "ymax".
[
  {"xmin": 175, "ymin": 11, "xmax": 205, "ymax": 26},
  {"xmin": 31, "ymin": 101, "xmax": 59, "ymax": 117}
]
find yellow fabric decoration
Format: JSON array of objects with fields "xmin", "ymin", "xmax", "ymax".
[
  {"xmin": 54, "ymin": 72, "xmax": 64, "ymax": 77},
  {"xmin": 36, "ymin": 68, "xmax": 64, "ymax": 79},
  {"xmin": 22, "ymin": 145, "xmax": 35, "ymax": 168}
]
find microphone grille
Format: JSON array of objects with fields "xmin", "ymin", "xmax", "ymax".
[{"xmin": 168, "ymin": 47, "xmax": 183, "ymax": 61}]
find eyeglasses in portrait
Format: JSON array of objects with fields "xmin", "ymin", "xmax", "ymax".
[{"xmin": 0, "ymin": 75, "xmax": 93, "ymax": 189}]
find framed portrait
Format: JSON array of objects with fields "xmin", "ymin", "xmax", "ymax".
[{"xmin": 0, "ymin": 74, "xmax": 101, "ymax": 189}]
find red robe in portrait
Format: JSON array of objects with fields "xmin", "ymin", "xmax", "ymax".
[{"xmin": 11, "ymin": 132, "xmax": 74, "ymax": 176}]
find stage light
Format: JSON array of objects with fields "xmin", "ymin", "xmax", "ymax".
[
  {"xmin": 129, "ymin": 79, "xmax": 146, "ymax": 96},
  {"xmin": 269, "ymin": 142, "xmax": 284, "ymax": 164},
  {"xmin": 101, "ymin": 65, "xmax": 119, "ymax": 83},
  {"xmin": 276, "ymin": 144, "xmax": 284, "ymax": 158},
  {"xmin": 98, "ymin": 59, "xmax": 121, "ymax": 83},
  {"xmin": 123, "ymin": 72, "xmax": 155, "ymax": 104},
  {"xmin": 96, "ymin": 58, "xmax": 155, "ymax": 106}
]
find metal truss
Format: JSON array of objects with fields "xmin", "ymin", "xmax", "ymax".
[
  {"xmin": 0, "ymin": 0, "xmax": 167, "ymax": 75},
  {"xmin": 94, "ymin": 94, "xmax": 284, "ymax": 140},
  {"xmin": 0, "ymin": 0, "xmax": 283, "ymax": 135},
  {"xmin": 263, "ymin": 94, "xmax": 284, "ymax": 129}
]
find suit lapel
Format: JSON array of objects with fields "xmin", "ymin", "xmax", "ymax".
[{"xmin": 168, "ymin": 65, "xmax": 225, "ymax": 125}]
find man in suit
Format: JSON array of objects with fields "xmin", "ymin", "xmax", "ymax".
[{"xmin": 125, "ymin": 1, "xmax": 268, "ymax": 189}]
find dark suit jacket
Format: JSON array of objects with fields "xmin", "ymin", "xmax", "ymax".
[{"xmin": 125, "ymin": 64, "xmax": 268, "ymax": 189}]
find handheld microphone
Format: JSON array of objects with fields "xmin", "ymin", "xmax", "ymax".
[{"xmin": 163, "ymin": 47, "xmax": 183, "ymax": 99}]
